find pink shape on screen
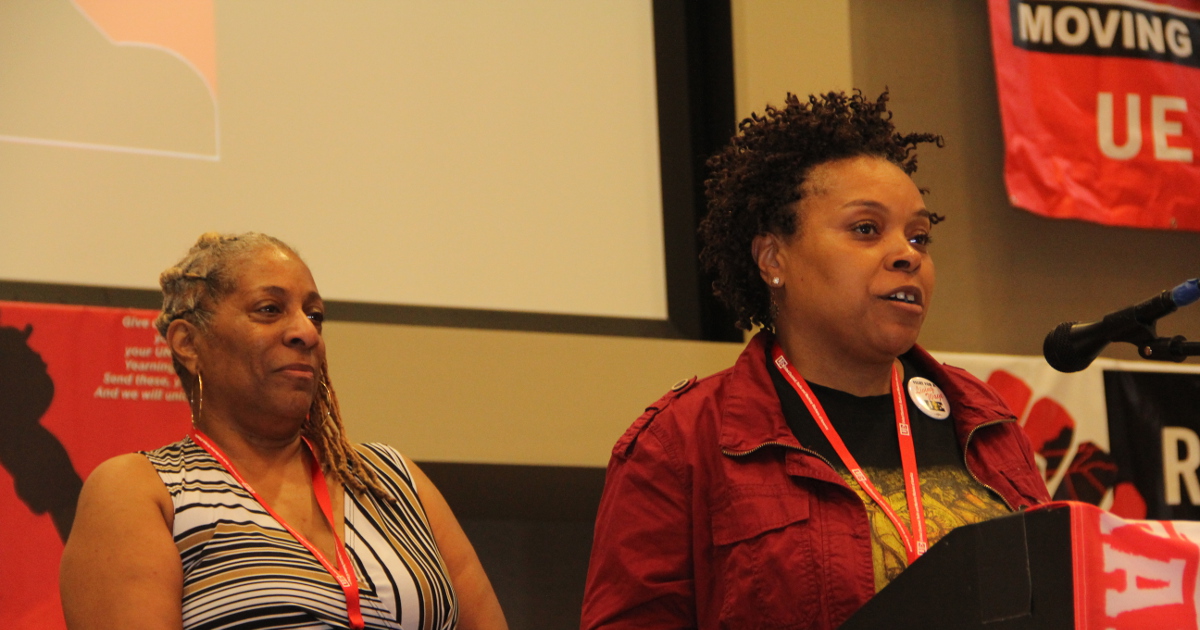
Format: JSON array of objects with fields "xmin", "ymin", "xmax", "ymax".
[{"xmin": 72, "ymin": 0, "xmax": 217, "ymax": 96}]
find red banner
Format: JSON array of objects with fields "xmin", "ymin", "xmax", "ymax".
[
  {"xmin": 988, "ymin": 0, "xmax": 1200, "ymax": 230},
  {"xmin": 0, "ymin": 302, "xmax": 189, "ymax": 630}
]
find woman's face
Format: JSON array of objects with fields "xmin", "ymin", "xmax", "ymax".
[
  {"xmin": 763, "ymin": 155, "xmax": 935, "ymax": 366},
  {"xmin": 194, "ymin": 247, "xmax": 326, "ymax": 435}
]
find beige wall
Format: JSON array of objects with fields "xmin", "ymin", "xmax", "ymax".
[
  {"xmin": 326, "ymin": 321, "xmax": 743, "ymax": 466},
  {"xmin": 731, "ymin": 0, "xmax": 853, "ymax": 116},
  {"xmin": 340, "ymin": 0, "xmax": 1200, "ymax": 467}
]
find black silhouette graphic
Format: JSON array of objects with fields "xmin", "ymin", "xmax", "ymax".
[{"xmin": 0, "ymin": 323, "xmax": 82, "ymax": 541}]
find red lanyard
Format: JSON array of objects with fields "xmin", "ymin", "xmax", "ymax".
[
  {"xmin": 771, "ymin": 344, "xmax": 928, "ymax": 564},
  {"xmin": 190, "ymin": 430, "xmax": 365, "ymax": 630}
]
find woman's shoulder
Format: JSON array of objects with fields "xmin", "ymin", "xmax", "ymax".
[
  {"xmin": 639, "ymin": 334, "xmax": 775, "ymax": 432},
  {"xmin": 79, "ymin": 452, "xmax": 173, "ymax": 515},
  {"xmin": 352, "ymin": 442, "xmax": 418, "ymax": 486},
  {"xmin": 140, "ymin": 435, "xmax": 201, "ymax": 463},
  {"xmin": 352, "ymin": 441, "xmax": 404, "ymax": 464},
  {"xmin": 90, "ymin": 435, "xmax": 197, "ymax": 488},
  {"xmin": 611, "ymin": 365, "xmax": 740, "ymax": 460},
  {"xmin": 138, "ymin": 436, "xmax": 221, "ymax": 485},
  {"xmin": 89, "ymin": 452, "xmax": 162, "ymax": 484}
]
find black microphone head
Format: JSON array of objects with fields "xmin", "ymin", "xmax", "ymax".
[{"xmin": 1043, "ymin": 320, "xmax": 1109, "ymax": 373}]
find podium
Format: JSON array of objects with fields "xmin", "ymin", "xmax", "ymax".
[{"xmin": 842, "ymin": 502, "xmax": 1200, "ymax": 629}]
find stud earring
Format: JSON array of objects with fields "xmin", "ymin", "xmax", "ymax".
[{"xmin": 772, "ymin": 277, "xmax": 781, "ymax": 286}]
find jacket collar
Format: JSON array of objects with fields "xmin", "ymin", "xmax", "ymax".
[
  {"xmin": 905, "ymin": 345, "xmax": 1020, "ymax": 445},
  {"xmin": 717, "ymin": 331, "xmax": 798, "ymax": 454},
  {"xmin": 717, "ymin": 331, "xmax": 1017, "ymax": 454}
]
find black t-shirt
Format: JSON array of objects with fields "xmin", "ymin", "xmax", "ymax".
[
  {"xmin": 769, "ymin": 353, "xmax": 964, "ymax": 474},
  {"xmin": 767, "ymin": 351, "xmax": 1010, "ymax": 591}
]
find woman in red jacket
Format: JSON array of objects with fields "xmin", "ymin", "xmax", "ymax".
[{"xmin": 581, "ymin": 91, "xmax": 1050, "ymax": 630}]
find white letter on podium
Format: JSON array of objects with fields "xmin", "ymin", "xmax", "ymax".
[
  {"xmin": 1103, "ymin": 545, "xmax": 1185, "ymax": 617},
  {"xmin": 1162, "ymin": 426, "xmax": 1200, "ymax": 505}
]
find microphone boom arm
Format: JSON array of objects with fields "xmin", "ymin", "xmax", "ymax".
[
  {"xmin": 1140, "ymin": 335, "xmax": 1200, "ymax": 363},
  {"xmin": 1043, "ymin": 280, "xmax": 1200, "ymax": 372}
]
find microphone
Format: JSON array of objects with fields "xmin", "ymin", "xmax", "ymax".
[{"xmin": 1043, "ymin": 279, "xmax": 1200, "ymax": 373}]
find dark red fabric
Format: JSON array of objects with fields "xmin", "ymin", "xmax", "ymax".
[
  {"xmin": 581, "ymin": 331, "xmax": 1050, "ymax": 630},
  {"xmin": 988, "ymin": 0, "xmax": 1200, "ymax": 231}
]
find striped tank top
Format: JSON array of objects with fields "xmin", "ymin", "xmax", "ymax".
[{"xmin": 143, "ymin": 437, "xmax": 458, "ymax": 630}]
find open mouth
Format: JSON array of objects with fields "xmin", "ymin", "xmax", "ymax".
[{"xmin": 885, "ymin": 291, "xmax": 920, "ymax": 305}]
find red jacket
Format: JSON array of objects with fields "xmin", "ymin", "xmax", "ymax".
[{"xmin": 581, "ymin": 332, "xmax": 1050, "ymax": 630}]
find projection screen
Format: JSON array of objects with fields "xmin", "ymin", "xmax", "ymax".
[{"xmin": 1, "ymin": 1, "xmax": 678, "ymax": 328}]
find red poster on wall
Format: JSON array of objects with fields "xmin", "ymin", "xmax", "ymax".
[
  {"xmin": 0, "ymin": 301, "xmax": 190, "ymax": 630},
  {"xmin": 988, "ymin": 0, "xmax": 1200, "ymax": 230}
]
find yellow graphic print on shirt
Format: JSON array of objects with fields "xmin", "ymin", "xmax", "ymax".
[{"xmin": 839, "ymin": 464, "xmax": 1010, "ymax": 592}]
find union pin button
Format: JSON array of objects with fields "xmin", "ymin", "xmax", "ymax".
[{"xmin": 907, "ymin": 377, "xmax": 950, "ymax": 420}]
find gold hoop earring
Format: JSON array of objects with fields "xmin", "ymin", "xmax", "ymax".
[
  {"xmin": 191, "ymin": 372, "xmax": 204, "ymax": 428},
  {"xmin": 318, "ymin": 377, "xmax": 335, "ymax": 421}
]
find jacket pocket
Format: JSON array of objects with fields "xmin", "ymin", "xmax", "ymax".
[
  {"xmin": 711, "ymin": 484, "xmax": 819, "ymax": 629},
  {"xmin": 712, "ymin": 483, "xmax": 810, "ymax": 544}
]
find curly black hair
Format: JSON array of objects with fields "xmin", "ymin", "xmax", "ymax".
[{"xmin": 699, "ymin": 90, "xmax": 944, "ymax": 331}]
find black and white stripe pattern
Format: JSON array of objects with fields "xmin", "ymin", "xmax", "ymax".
[{"xmin": 144, "ymin": 438, "xmax": 458, "ymax": 630}]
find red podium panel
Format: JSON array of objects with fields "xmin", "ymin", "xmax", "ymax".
[{"xmin": 843, "ymin": 502, "xmax": 1200, "ymax": 629}]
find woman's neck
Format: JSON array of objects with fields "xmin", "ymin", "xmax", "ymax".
[
  {"xmin": 194, "ymin": 408, "xmax": 307, "ymax": 478},
  {"xmin": 773, "ymin": 327, "xmax": 897, "ymax": 397}
]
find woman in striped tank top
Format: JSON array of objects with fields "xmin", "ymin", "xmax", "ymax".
[{"xmin": 61, "ymin": 233, "xmax": 507, "ymax": 630}]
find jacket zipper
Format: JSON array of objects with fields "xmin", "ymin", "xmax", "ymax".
[
  {"xmin": 962, "ymin": 417, "xmax": 1020, "ymax": 512},
  {"xmin": 723, "ymin": 442, "xmax": 845, "ymax": 484}
]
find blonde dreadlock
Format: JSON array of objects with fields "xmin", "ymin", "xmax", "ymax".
[
  {"xmin": 156, "ymin": 232, "xmax": 395, "ymax": 504},
  {"xmin": 305, "ymin": 357, "xmax": 393, "ymax": 501}
]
